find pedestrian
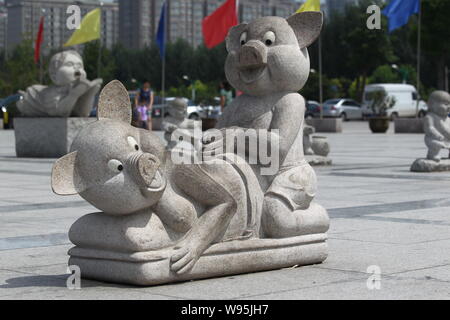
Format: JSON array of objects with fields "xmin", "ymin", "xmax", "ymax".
[{"xmin": 135, "ymin": 81, "xmax": 154, "ymax": 130}]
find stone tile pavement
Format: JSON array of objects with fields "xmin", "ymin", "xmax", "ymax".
[{"xmin": 0, "ymin": 122, "xmax": 449, "ymax": 299}]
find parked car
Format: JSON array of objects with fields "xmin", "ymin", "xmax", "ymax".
[
  {"xmin": 1, "ymin": 94, "xmax": 23, "ymax": 129},
  {"xmin": 361, "ymin": 84, "xmax": 428, "ymax": 120},
  {"xmin": 321, "ymin": 98, "xmax": 363, "ymax": 121},
  {"xmin": 152, "ymin": 97, "xmax": 208, "ymax": 120},
  {"xmin": 305, "ymin": 100, "xmax": 320, "ymax": 118},
  {"xmin": 151, "ymin": 96, "xmax": 221, "ymax": 130}
]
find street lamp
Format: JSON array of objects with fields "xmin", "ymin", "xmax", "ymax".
[
  {"xmin": 183, "ymin": 75, "xmax": 196, "ymax": 103},
  {"xmin": 391, "ymin": 64, "xmax": 408, "ymax": 84}
]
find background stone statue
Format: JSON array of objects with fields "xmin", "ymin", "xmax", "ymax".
[
  {"xmin": 162, "ymin": 98, "xmax": 202, "ymax": 150},
  {"xmin": 17, "ymin": 50, "xmax": 103, "ymax": 117},
  {"xmin": 213, "ymin": 11, "xmax": 330, "ymax": 238},
  {"xmin": 424, "ymin": 91, "xmax": 450, "ymax": 161},
  {"xmin": 411, "ymin": 90, "xmax": 450, "ymax": 172},
  {"xmin": 303, "ymin": 124, "xmax": 331, "ymax": 165}
]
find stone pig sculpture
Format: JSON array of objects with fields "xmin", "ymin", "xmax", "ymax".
[
  {"xmin": 424, "ymin": 91, "xmax": 450, "ymax": 161},
  {"xmin": 210, "ymin": 12, "xmax": 330, "ymax": 238},
  {"xmin": 52, "ymin": 80, "xmax": 262, "ymax": 274}
]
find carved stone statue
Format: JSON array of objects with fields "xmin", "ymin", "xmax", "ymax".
[
  {"xmin": 411, "ymin": 91, "xmax": 450, "ymax": 172},
  {"xmin": 53, "ymin": 80, "xmax": 264, "ymax": 281},
  {"xmin": 303, "ymin": 124, "xmax": 332, "ymax": 165},
  {"xmin": 17, "ymin": 50, "xmax": 103, "ymax": 117},
  {"xmin": 51, "ymin": 11, "xmax": 330, "ymax": 286},
  {"xmin": 162, "ymin": 98, "xmax": 202, "ymax": 150},
  {"xmin": 215, "ymin": 11, "xmax": 330, "ymax": 238}
]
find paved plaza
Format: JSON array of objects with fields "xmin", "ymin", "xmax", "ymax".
[{"xmin": 0, "ymin": 122, "xmax": 449, "ymax": 300}]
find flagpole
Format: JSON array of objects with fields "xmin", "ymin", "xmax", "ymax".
[
  {"xmin": 319, "ymin": 11, "xmax": 323, "ymax": 120},
  {"xmin": 161, "ymin": 1, "xmax": 168, "ymax": 123},
  {"xmin": 97, "ymin": 3, "xmax": 103, "ymax": 78},
  {"xmin": 415, "ymin": 0, "xmax": 422, "ymax": 118},
  {"xmin": 39, "ymin": 10, "xmax": 45, "ymax": 84},
  {"xmin": 39, "ymin": 53, "xmax": 43, "ymax": 84}
]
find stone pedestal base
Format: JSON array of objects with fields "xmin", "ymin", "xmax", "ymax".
[
  {"xmin": 410, "ymin": 158, "xmax": 450, "ymax": 172},
  {"xmin": 394, "ymin": 118, "xmax": 424, "ymax": 134},
  {"xmin": 306, "ymin": 118, "xmax": 342, "ymax": 133},
  {"xmin": 306, "ymin": 155, "xmax": 332, "ymax": 166},
  {"xmin": 14, "ymin": 117, "xmax": 95, "ymax": 158},
  {"xmin": 68, "ymin": 234, "xmax": 328, "ymax": 286}
]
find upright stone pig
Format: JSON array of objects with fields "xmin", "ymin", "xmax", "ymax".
[{"xmin": 209, "ymin": 12, "xmax": 330, "ymax": 238}]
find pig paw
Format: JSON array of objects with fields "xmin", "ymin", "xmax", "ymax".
[{"xmin": 170, "ymin": 240, "xmax": 204, "ymax": 274}]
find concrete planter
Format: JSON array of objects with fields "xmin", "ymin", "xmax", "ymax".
[
  {"xmin": 394, "ymin": 118, "xmax": 424, "ymax": 134},
  {"xmin": 369, "ymin": 117, "xmax": 390, "ymax": 133},
  {"xmin": 14, "ymin": 117, "xmax": 95, "ymax": 158},
  {"xmin": 305, "ymin": 118, "xmax": 342, "ymax": 133}
]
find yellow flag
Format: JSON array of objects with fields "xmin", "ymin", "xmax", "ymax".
[
  {"xmin": 64, "ymin": 8, "xmax": 101, "ymax": 47},
  {"xmin": 296, "ymin": 0, "xmax": 321, "ymax": 13}
]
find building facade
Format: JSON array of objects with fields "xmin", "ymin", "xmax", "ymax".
[
  {"xmin": 5, "ymin": 0, "xmax": 119, "ymax": 53},
  {"xmin": 119, "ymin": 0, "xmax": 298, "ymax": 49}
]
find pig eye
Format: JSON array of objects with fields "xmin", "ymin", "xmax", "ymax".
[
  {"xmin": 263, "ymin": 31, "xmax": 276, "ymax": 46},
  {"xmin": 108, "ymin": 159, "xmax": 124, "ymax": 173},
  {"xmin": 240, "ymin": 32, "xmax": 247, "ymax": 46},
  {"xmin": 127, "ymin": 136, "xmax": 140, "ymax": 151}
]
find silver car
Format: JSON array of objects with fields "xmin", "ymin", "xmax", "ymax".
[{"xmin": 321, "ymin": 99, "xmax": 363, "ymax": 121}]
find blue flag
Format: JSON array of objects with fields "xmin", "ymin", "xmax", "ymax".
[
  {"xmin": 382, "ymin": 0, "xmax": 420, "ymax": 33},
  {"xmin": 156, "ymin": 1, "xmax": 166, "ymax": 58}
]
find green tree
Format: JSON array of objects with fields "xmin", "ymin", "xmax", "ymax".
[
  {"xmin": 414, "ymin": 0, "xmax": 450, "ymax": 90},
  {"xmin": 0, "ymin": 39, "xmax": 40, "ymax": 97}
]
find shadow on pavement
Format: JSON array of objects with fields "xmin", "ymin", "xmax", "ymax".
[{"xmin": 0, "ymin": 274, "xmax": 68, "ymax": 288}]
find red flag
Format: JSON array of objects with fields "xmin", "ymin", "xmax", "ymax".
[
  {"xmin": 34, "ymin": 16, "xmax": 44, "ymax": 64},
  {"xmin": 202, "ymin": 0, "xmax": 238, "ymax": 49}
]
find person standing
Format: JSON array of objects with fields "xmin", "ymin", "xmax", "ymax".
[
  {"xmin": 135, "ymin": 81, "xmax": 154, "ymax": 130},
  {"xmin": 219, "ymin": 81, "xmax": 233, "ymax": 112}
]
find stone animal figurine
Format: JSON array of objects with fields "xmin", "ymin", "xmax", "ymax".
[
  {"xmin": 52, "ymin": 81, "xmax": 262, "ymax": 275},
  {"xmin": 303, "ymin": 124, "xmax": 332, "ymax": 166},
  {"xmin": 303, "ymin": 125, "xmax": 316, "ymax": 156},
  {"xmin": 162, "ymin": 98, "xmax": 202, "ymax": 150},
  {"xmin": 17, "ymin": 50, "xmax": 103, "ymax": 117},
  {"xmin": 212, "ymin": 12, "xmax": 330, "ymax": 238},
  {"xmin": 424, "ymin": 91, "xmax": 450, "ymax": 161}
]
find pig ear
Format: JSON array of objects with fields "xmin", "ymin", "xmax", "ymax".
[
  {"xmin": 51, "ymin": 151, "xmax": 79, "ymax": 195},
  {"xmin": 287, "ymin": 11, "xmax": 323, "ymax": 48},
  {"xmin": 97, "ymin": 80, "xmax": 132, "ymax": 123},
  {"xmin": 226, "ymin": 23, "xmax": 248, "ymax": 52}
]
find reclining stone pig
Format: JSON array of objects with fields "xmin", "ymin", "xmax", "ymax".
[
  {"xmin": 52, "ymin": 80, "xmax": 262, "ymax": 274},
  {"xmin": 208, "ymin": 12, "xmax": 330, "ymax": 238}
]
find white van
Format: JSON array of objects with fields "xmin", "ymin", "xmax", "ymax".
[{"xmin": 362, "ymin": 84, "xmax": 428, "ymax": 119}]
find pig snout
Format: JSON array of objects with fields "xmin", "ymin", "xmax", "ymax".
[
  {"xmin": 239, "ymin": 41, "xmax": 267, "ymax": 68},
  {"xmin": 126, "ymin": 152, "xmax": 160, "ymax": 188}
]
